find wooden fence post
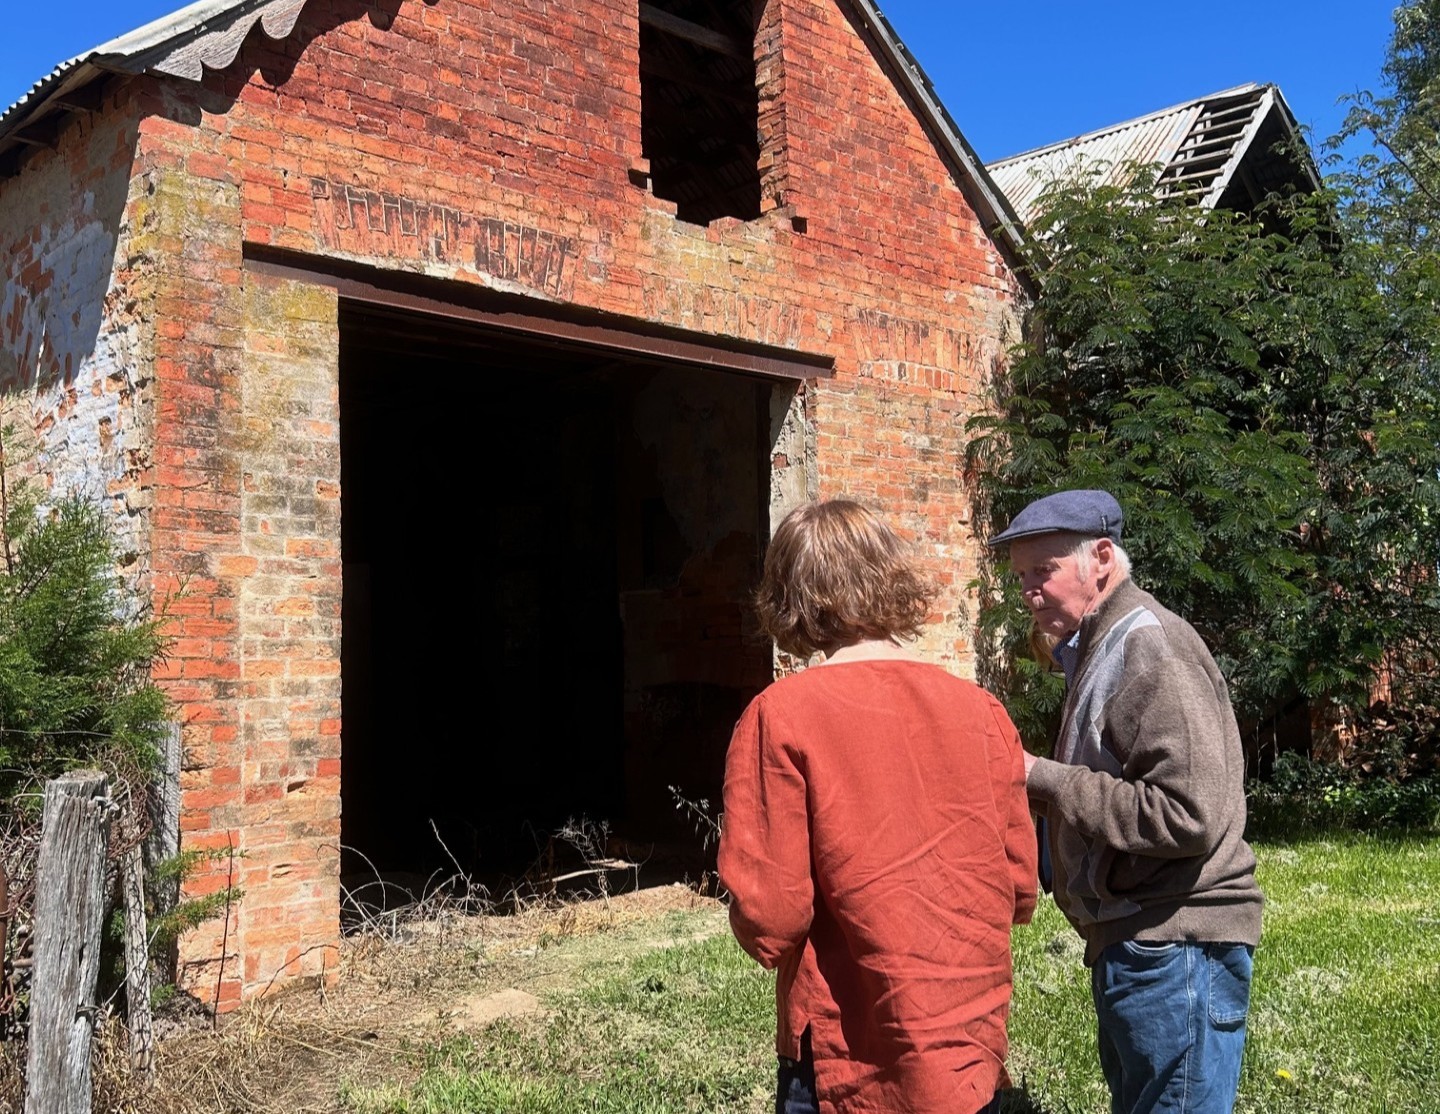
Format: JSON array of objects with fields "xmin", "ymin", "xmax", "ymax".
[
  {"xmin": 0, "ymin": 860, "xmax": 8, "ymax": 981},
  {"xmin": 145, "ymin": 723, "xmax": 182, "ymax": 986},
  {"xmin": 118, "ymin": 833, "xmax": 154, "ymax": 1079},
  {"xmin": 24, "ymin": 771, "xmax": 113, "ymax": 1114},
  {"xmin": 144, "ymin": 724, "xmax": 182, "ymax": 900}
]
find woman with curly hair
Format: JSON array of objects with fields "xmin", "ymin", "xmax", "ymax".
[{"xmin": 718, "ymin": 499, "xmax": 1036, "ymax": 1114}]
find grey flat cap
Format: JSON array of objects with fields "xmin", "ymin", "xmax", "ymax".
[{"xmin": 987, "ymin": 489, "xmax": 1124, "ymax": 546}]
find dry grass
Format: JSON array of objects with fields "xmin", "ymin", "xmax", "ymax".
[{"xmin": 4, "ymin": 883, "xmax": 725, "ymax": 1114}]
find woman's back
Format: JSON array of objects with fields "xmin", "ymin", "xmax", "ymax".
[{"xmin": 720, "ymin": 658, "xmax": 1036, "ymax": 1113}]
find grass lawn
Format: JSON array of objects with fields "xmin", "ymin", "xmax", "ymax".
[
  {"xmin": 1007, "ymin": 832, "xmax": 1440, "ymax": 1113},
  {"xmin": 342, "ymin": 832, "xmax": 1440, "ymax": 1114}
]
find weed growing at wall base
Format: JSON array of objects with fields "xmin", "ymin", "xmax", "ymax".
[
  {"xmin": 0, "ymin": 483, "xmax": 169, "ymax": 801},
  {"xmin": 0, "ymin": 449, "xmax": 181, "ymax": 1088}
]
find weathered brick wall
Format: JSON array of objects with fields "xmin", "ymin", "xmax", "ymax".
[
  {"xmin": 130, "ymin": 145, "xmax": 249, "ymax": 1008},
  {"xmin": 771, "ymin": 0, "xmax": 1020, "ymax": 665},
  {"xmin": 0, "ymin": 106, "xmax": 155, "ymax": 573},
  {"xmin": 222, "ymin": 0, "xmax": 1016, "ymax": 664},
  {"xmin": 2, "ymin": 0, "xmax": 1023, "ymax": 1004},
  {"xmin": 143, "ymin": 153, "xmax": 343, "ymax": 1005},
  {"xmin": 0, "ymin": 88, "xmax": 345, "ymax": 1005},
  {"xmin": 226, "ymin": 271, "xmax": 343, "ymax": 998}
]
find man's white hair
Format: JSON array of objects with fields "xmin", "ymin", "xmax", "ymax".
[{"xmin": 1067, "ymin": 532, "xmax": 1131, "ymax": 580}]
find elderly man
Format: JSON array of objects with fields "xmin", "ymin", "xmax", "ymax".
[{"xmin": 990, "ymin": 490, "xmax": 1263, "ymax": 1114}]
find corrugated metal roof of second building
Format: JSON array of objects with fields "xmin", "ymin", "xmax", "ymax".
[{"xmin": 985, "ymin": 83, "xmax": 1318, "ymax": 226}]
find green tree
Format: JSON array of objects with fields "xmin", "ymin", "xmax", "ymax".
[
  {"xmin": 1321, "ymin": 0, "xmax": 1440, "ymax": 761},
  {"xmin": 967, "ymin": 132, "xmax": 1440, "ymax": 755},
  {"xmin": 0, "ymin": 454, "xmax": 192, "ymax": 1029},
  {"xmin": 1335, "ymin": 0, "xmax": 1440, "ymax": 250},
  {"xmin": 0, "ymin": 466, "xmax": 170, "ymax": 802}
]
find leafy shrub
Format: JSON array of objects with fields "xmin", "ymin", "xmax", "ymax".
[
  {"xmin": 1344, "ymin": 698, "xmax": 1440, "ymax": 782},
  {"xmin": 1247, "ymin": 751, "xmax": 1440, "ymax": 835},
  {"xmin": 0, "ymin": 483, "xmax": 169, "ymax": 800},
  {"xmin": 0, "ymin": 463, "xmax": 177, "ymax": 1030}
]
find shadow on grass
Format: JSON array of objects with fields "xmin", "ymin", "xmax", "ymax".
[
  {"xmin": 1243, "ymin": 820, "xmax": 1440, "ymax": 848},
  {"xmin": 999, "ymin": 1084, "xmax": 1067, "ymax": 1113}
]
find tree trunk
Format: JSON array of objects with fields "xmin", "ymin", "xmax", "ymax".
[{"xmin": 24, "ymin": 771, "xmax": 112, "ymax": 1114}]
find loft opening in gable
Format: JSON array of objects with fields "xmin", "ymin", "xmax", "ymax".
[{"xmin": 639, "ymin": 0, "xmax": 762, "ymax": 224}]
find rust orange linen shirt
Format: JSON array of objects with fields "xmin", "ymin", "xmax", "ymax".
[{"xmin": 718, "ymin": 660, "xmax": 1037, "ymax": 1114}]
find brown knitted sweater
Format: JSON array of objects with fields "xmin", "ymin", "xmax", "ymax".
[{"xmin": 1025, "ymin": 577, "xmax": 1263, "ymax": 964}]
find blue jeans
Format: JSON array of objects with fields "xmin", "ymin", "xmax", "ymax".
[
  {"xmin": 776, "ymin": 1028, "xmax": 1002, "ymax": 1114},
  {"xmin": 1091, "ymin": 940, "xmax": 1254, "ymax": 1114}
]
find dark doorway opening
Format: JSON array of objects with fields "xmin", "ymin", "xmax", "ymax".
[{"xmin": 338, "ymin": 301, "xmax": 780, "ymax": 911}]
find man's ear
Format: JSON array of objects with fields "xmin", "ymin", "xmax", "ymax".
[{"xmin": 1093, "ymin": 537, "xmax": 1117, "ymax": 579}]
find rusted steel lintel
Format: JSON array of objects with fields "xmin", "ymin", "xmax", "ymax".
[{"xmin": 245, "ymin": 258, "xmax": 834, "ymax": 382}]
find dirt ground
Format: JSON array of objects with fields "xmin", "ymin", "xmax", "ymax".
[{"xmin": 95, "ymin": 883, "xmax": 729, "ymax": 1114}]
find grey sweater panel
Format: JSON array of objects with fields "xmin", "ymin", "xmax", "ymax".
[
  {"xmin": 1055, "ymin": 605, "xmax": 1158, "ymax": 773},
  {"xmin": 1027, "ymin": 579, "xmax": 1263, "ymax": 961}
]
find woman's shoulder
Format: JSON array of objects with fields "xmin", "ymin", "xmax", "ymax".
[{"xmin": 762, "ymin": 659, "xmax": 997, "ymax": 701}]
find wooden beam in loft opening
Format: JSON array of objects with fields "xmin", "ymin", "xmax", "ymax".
[
  {"xmin": 638, "ymin": 3, "xmax": 749, "ymax": 60},
  {"xmin": 10, "ymin": 115, "xmax": 64, "ymax": 149},
  {"xmin": 51, "ymin": 83, "xmax": 107, "ymax": 113}
]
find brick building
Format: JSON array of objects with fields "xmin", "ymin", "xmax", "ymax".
[{"xmin": 0, "ymin": 0, "xmax": 1028, "ymax": 1007}]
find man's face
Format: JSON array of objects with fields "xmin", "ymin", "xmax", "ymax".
[{"xmin": 1008, "ymin": 533, "xmax": 1102, "ymax": 638}]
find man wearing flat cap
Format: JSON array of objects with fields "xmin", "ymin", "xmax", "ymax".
[{"xmin": 990, "ymin": 490, "xmax": 1262, "ymax": 1114}]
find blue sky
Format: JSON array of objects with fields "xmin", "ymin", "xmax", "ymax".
[{"xmin": 0, "ymin": 1, "xmax": 1399, "ymax": 166}]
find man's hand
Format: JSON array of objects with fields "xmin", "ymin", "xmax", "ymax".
[{"xmin": 1023, "ymin": 750, "xmax": 1038, "ymax": 779}]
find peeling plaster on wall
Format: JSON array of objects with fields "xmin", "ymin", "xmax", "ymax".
[
  {"xmin": 766, "ymin": 381, "xmax": 815, "ymax": 680},
  {"xmin": 767, "ymin": 381, "xmax": 812, "ymax": 535},
  {"xmin": 37, "ymin": 307, "xmax": 132, "ymax": 486},
  {"xmin": 0, "ymin": 112, "xmax": 151, "ymax": 575},
  {"xmin": 4, "ymin": 193, "xmax": 118, "ymax": 384}
]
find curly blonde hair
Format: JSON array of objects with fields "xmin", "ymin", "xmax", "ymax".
[{"xmin": 755, "ymin": 500, "xmax": 933, "ymax": 658}]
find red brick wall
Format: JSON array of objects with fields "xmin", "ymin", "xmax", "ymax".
[{"xmin": 1, "ymin": 0, "xmax": 1022, "ymax": 1004}]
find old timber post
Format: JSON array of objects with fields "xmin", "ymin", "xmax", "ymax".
[
  {"xmin": 24, "ymin": 771, "xmax": 113, "ymax": 1114},
  {"xmin": 118, "ymin": 809, "xmax": 154, "ymax": 1078},
  {"xmin": 0, "ymin": 860, "xmax": 8, "ymax": 984}
]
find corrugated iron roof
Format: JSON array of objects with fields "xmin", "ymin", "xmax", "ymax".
[
  {"xmin": 0, "ymin": 0, "xmax": 305, "ymax": 156},
  {"xmin": 988, "ymin": 101, "xmax": 1205, "ymax": 224},
  {"xmin": 986, "ymin": 83, "xmax": 1315, "ymax": 225}
]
